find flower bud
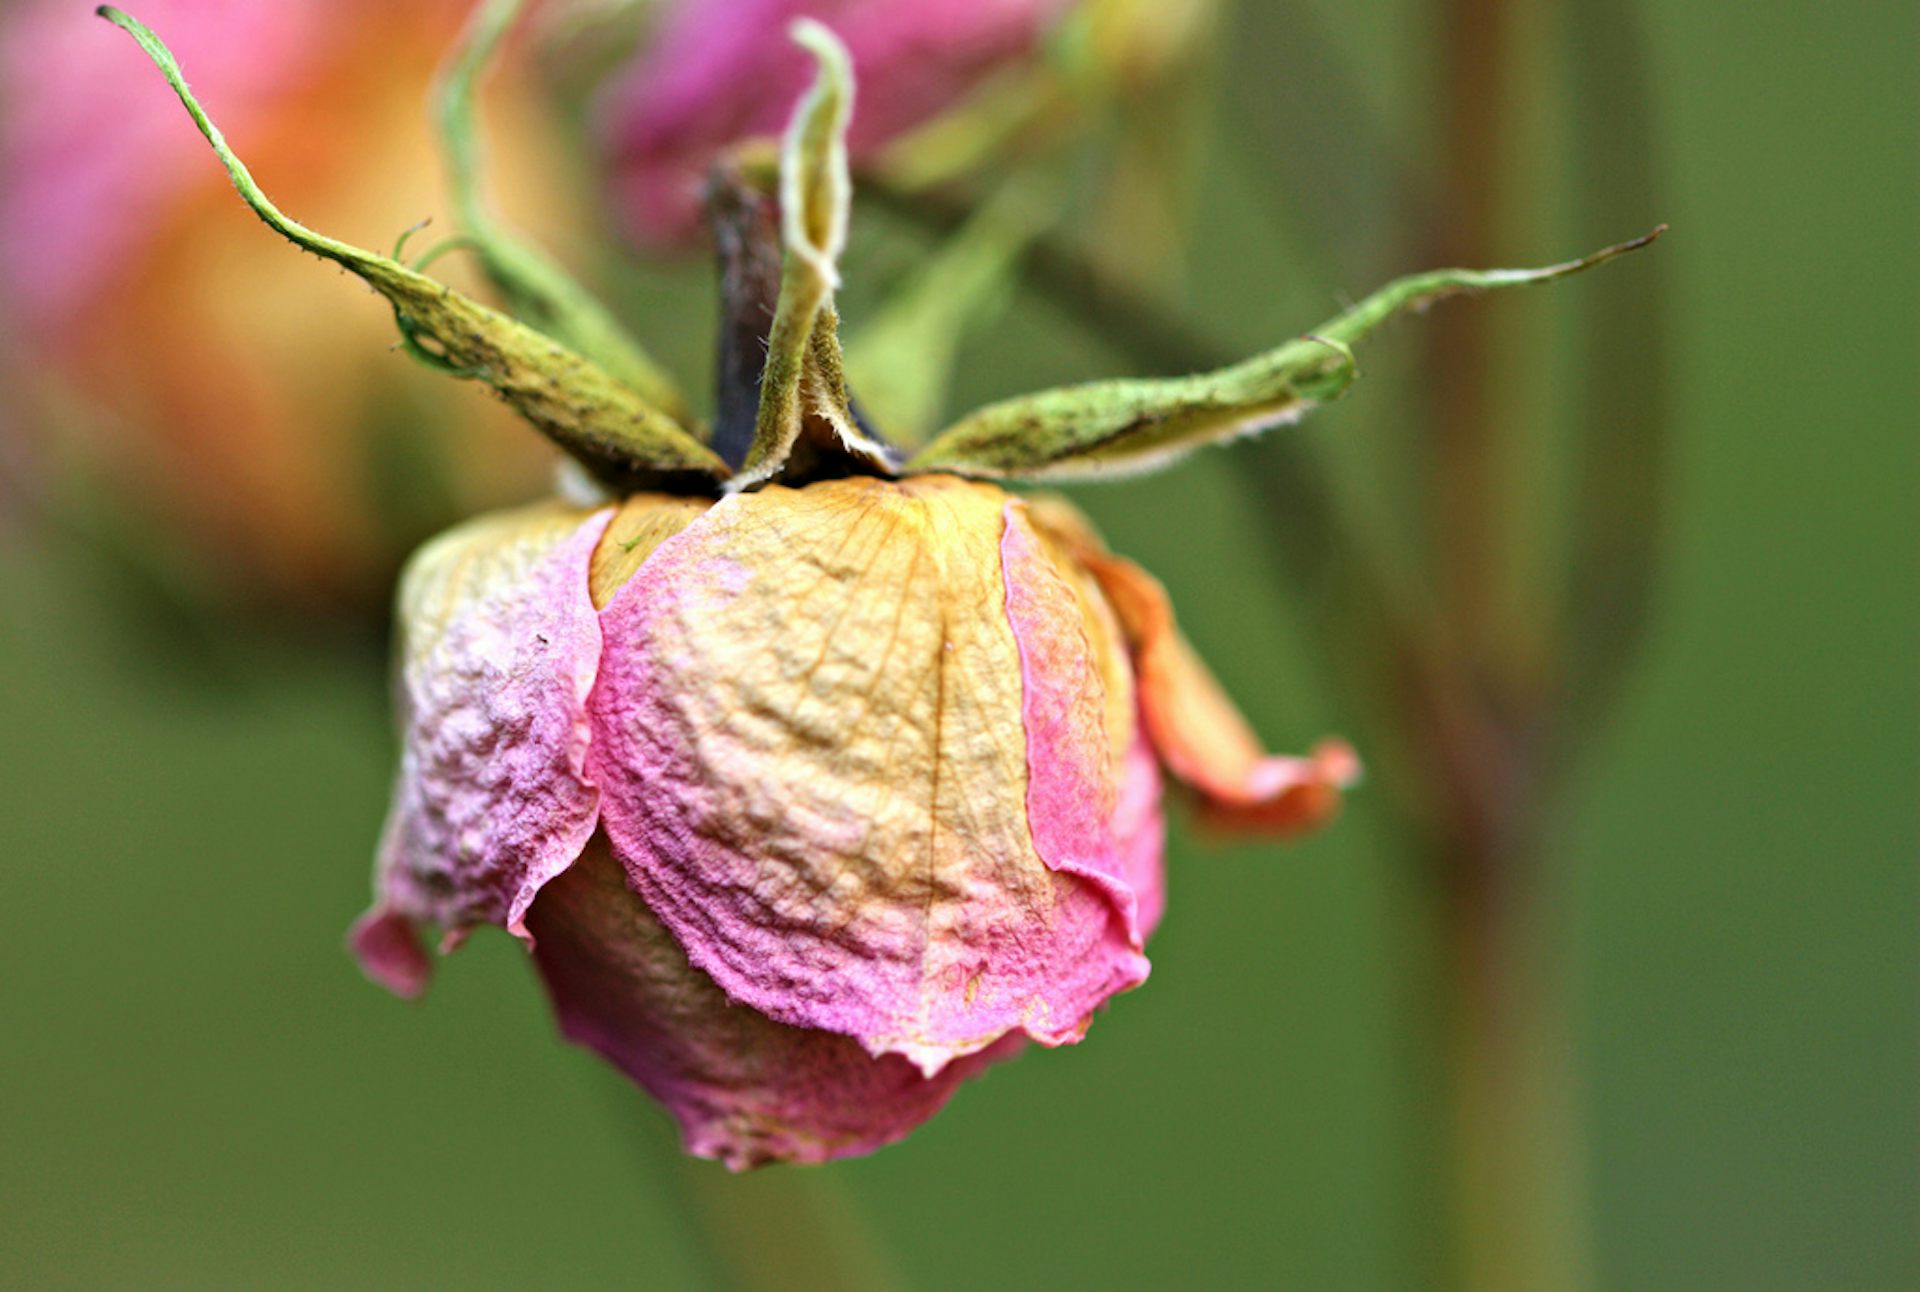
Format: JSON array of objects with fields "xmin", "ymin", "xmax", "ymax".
[{"xmin": 354, "ymin": 476, "xmax": 1353, "ymax": 1165}]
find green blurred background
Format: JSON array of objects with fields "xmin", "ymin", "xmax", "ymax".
[{"xmin": 0, "ymin": 1, "xmax": 1911, "ymax": 1289}]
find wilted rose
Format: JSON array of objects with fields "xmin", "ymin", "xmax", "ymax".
[
  {"xmin": 352, "ymin": 477, "xmax": 1353, "ymax": 1165},
  {"xmin": 99, "ymin": 4, "xmax": 1643, "ymax": 1171}
]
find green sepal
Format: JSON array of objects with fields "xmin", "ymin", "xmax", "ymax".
[
  {"xmin": 732, "ymin": 20, "xmax": 893, "ymax": 490},
  {"xmin": 905, "ymin": 228, "xmax": 1666, "ymax": 480},
  {"xmin": 843, "ymin": 178, "xmax": 1050, "ymax": 444},
  {"xmin": 98, "ymin": 6, "xmax": 726, "ymax": 489},
  {"xmin": 436, "ymin": 0, "xmax": 691, "ymax": 424}
]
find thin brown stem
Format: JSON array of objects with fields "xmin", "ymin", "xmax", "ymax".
[{"xmin": 1424, "ymin": 0, "xmax": 1513, "ymax": 665}]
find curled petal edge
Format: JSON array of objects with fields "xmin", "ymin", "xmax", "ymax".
[
  {"xmin": 1029, "ymin": 499, "xmax": 1360, "ymax": 833},
  {"xmin": 350, "ymin": 503, "xmax": 614, "ymax": 997}
]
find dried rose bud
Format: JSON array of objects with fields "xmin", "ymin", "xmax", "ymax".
[
  {"xmin": 351, "ymin": 476, "xmax": 1352, "ymax": 1164},
  {"xmin": 104, "ymin": 6, "xmax": 1652, "ymax": 1167}
]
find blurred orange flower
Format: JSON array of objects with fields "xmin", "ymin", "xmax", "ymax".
[{"xmin": 0, "ymin": 0, "xmax": 577, "ymax": 608}]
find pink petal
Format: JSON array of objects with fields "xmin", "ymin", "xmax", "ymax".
[
  {"xmin": 588, "ymin": 477, "xmax": 1144, "ymax": 1074},
  {"xmin": 0, "ymin": 0, "xmax": 333, "ymax": 327},
  {"xmin": 348, "ymin": 906, "xmax": 433, "ymax": 1001},
  {"xmin": 353, "ymin": 504, "xmax": 611, "ymax": 994},
  {"xmin": 598, "ymin": 0, "xmax": 1074, "ymax": 244},
  {"xmin": 528, "ymin": 835, "xmax": 1019, "ymax": 1168},
  {"xmin": 998, "ymin": 500, "xmax": 1155, "ymax": 947},
  {"xmin": 1112, "ymin": 732, "xmax": 1168, "ymax": 940},
  {"xmin": 1002, "ymin": 496, "xmax": 1168, "ymax": 938}
]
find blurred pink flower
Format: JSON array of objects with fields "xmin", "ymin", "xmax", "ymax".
[
  {"xmin": 0, "ymin": 0, "xmax": 566, "ymax": 605},
  {"xmin": 601, "ymin": 0, "xmax": 1075, "ymax": 245},
  {"xmin": 1, "ymin": 0, "xmax": 332, "ymax": 328}
]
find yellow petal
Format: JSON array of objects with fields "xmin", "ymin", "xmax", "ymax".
[
  {"xmin": 588, "ymin": 475, "xmax": 1146, "ymax": 1071},
  {"xmin": 587, "ymin": 491, "xmax": 714, "ymax": 609}
]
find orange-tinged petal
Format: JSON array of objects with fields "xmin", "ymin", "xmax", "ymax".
[{"xmin": 1030, "ymin": 497, "xmax": 1359, "ymax": 834}]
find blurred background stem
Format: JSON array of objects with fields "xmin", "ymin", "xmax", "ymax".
[
  {"xmin": 1409, "ymin": 0, "xmax": 1587, "ymax": 1283},
  {"xmin": 1412, "ymin": 0, "xmax": 1669, "ymax": 1285},
  {"xmin": 884, "ymin": 0, "xmax": 1669, "ymax": 1285}
]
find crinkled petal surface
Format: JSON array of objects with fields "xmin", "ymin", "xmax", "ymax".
[
  {"xmin": 589, "ymin": 476, "xmax": 1148, "ymax": 1073},
  {"xmin": 352, "ymin": 502, "xmax": 612, "ymax": 996},
  {"xmin": 999, "ymin": 502, "xmax": 1150, "ymax": 942},
  {"xmin": 529, "ymin": 834, "xmax": 1018, "ymax": 1168},
  {"xmin": 1112, "ymin": 732, "xmax": 1167, "ymax": 939},
  {"xmin": 1028, "ymin": 497, "xmax": 1359, "ymax": 833}
]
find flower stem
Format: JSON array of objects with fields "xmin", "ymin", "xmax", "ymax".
[
  {"xmin": 1412, "ymin": 806, "xmax": 1595, "ymax": 1292},
  {"xmin": 672, "ymin": 1162, "xmax": 900, "ymax": 1292},
  {"xmin": 613, "ymin": 1095, "xmax": 898, "ymax": 1292},
  {"xmin": 1393, "ymin": 1, "xmax": 1594, "ymax": 1285}
]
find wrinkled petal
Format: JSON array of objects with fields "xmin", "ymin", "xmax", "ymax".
[
  {"xmin": 589, "ymin": 476, "xmax": 1145, "ymax": 1074},
  {"xmin": 352, "ymin": 502, "xmax": 612, "ymax": 996},
  {"xmin": 1028, "ymin": 497, "xmax": 1359, "ymax": 833},
  {"xmin": 528, "ymin": 835, "xmax": 1018, "ymax": 1168},
  {"xmin": 999, "ymin": 501, "xmax": 1152, "ymax": 944},
  {"xmin": 1112, "ymin": 731, "xmax": 1167, "ymax": 939}
]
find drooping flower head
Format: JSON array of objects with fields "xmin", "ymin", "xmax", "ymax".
[{"xmin": 101, "ymin": 3, "xmax": 1655, "ymax": 1166}]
